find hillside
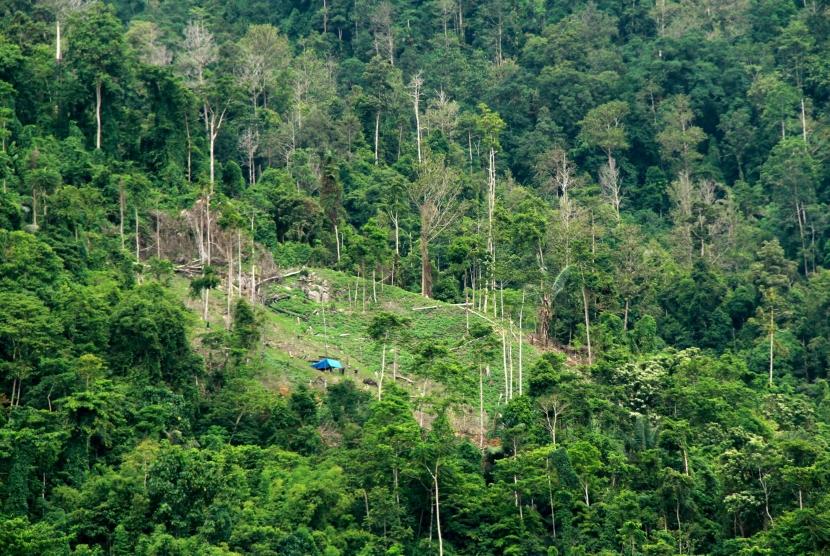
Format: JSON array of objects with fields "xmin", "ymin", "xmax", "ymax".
[
  {"xmin": 179, "ymin": 267, "xmax": 542, "ymax": 433},
  {"xmin": 4, "ymin": 0, "xmax": 830, "ymax": 554}
]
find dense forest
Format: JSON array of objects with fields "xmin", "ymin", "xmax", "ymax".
[{"xmin": 3, "ymin": 0, "xmax": 830, "ymax": 554}]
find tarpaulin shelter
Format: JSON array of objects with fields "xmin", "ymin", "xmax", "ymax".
[{"xmin": 311, "ymin": 358, "xmax": 343, "ymax": 371}]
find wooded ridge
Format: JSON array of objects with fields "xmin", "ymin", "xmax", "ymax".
[{"xmin": 1, "ymin": 0, "xmax": 830, "ymax": 554}]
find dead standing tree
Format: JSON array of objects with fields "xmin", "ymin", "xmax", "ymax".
[
  {"xmin": 179, "ymin": 20, "xmax": 229, "ymax": 323},
  {"xmin": 409, "ymin": 156, "xmax": 462, "ymax": 298}
]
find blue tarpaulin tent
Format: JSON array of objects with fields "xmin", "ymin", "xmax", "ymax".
[{"xmin": 311, "ymin": 358, "xmax": 343, "ymax": 370}]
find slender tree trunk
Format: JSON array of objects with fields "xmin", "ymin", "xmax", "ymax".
[
  {"xmin": 623, "ymin": 299, "xmax": 630, "ymax": 331},
  {"xmin": 250, "ymin": 217, "xmax": 256, "ymax": 303},
  {"xmin": 184, "ymin": 113, "xmax": 192, "ymax": 183},
  {"xmin": 801, "ymin": 97, "xmax": 808, "ymax": 143},
  {"xmin": 378, "ymin": 342, "xmax": 386, "ymax": 400},
  {"xmin": 760, "ymin": 471, "xmax": 773, "ymax": 526},
  {"xmin": 56, "ymin": 20, "xmax": 61, "ymax": 62},
  {"xmin": 546, "ymin": 459, "xmax": 556, "ymax": 538},
  {"xmin": 479, "ymin": 365, "xmax": 485, "ymax": 448},
  {"xmin": 134, "ymin": 206, "xmax": 140, "ymax": 262},
  {"xmin": 582, "ymin": 285, "xmax": 592, "ymax": 365},
  {"xmin": 420, "ymin": 235, "xmax": 432, "ymax": 297},
  {"xmin": 683, "ymin": 448, "xmax": 689, "ymax": 475},
  {"xmin": 768, "ymin": 308, "xmax": 775, "ymax": 387},
  {"xmin": 118, "ymin": 181, "xmax": 125, "ymax": 250},
  {"xmin": 334, "ymin": 223, "xmax": 341, "ymax": 262},
  {"xmin": 518, "ymin": 292, "xmax": 524, "ymax": 395},
  {"xmin": 433, "ymin": 464, "xmax": 444, "ymax": 556},
  {"xmin": 95, "ymin": 80, "xmax": 102, "ymax": 150},
  {"xmin": 226, "ymin": 237, "xmax": 233, "ymax": 329},
  {"xmin": 487, "ymin": 148, "xmax": 496, "ymax": 302},
  {"xmin": 374, "ymin": 111, "xmax": 381, "ymax": 165},
  {"xmin": 502, "ymin": 329, "xmax": 509, "ymax": 400},
  {"xmin": 413, "ymin": 77, "xmax": 422, "ymax": 164},
  {"xmin": 155, "ymin": 206, "xmax": 161, "ymax": 258}
]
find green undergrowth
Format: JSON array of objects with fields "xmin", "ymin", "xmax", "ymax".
[{"xmin": 176, "ymin": 269, "xmax": 541, "ymax": 414}]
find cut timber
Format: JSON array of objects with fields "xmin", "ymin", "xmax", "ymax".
[
  {"xmin": 267, "ymin": 305, "xmax": 307, "ymax": 320},
  {"xmin": 257, "ymin": 268, "xmax": 304, "ymax": 289},
  {"xmin": 412, "ymin": 305, "xmax": 440, "ymax": 311}
]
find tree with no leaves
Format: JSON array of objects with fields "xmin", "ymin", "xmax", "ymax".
[
  {"xmin": 409, "ymin": 155, "xmax": 462, "ymax": 298},
  {"xmin": 579, "ymin": 100, "xmax": 628, "ymax": 219}
]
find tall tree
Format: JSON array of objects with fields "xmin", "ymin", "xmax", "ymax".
[
  {"xmin": 65, "ymin": 3, "xmax": 126, "ymax": 150},
  {"xmin": 409, "ymin": 156, "xmax": 462, "ymax": 297},
  {"xmin": 579, "ymin": 101, "xmax": 629, "ymax": 219}
]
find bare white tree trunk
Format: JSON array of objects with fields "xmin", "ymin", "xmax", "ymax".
[
  {"xmin": 518, "ymin": 293, "xmax": 524, "ymax": 396},
  {"xmin": 479, "ymin": 365, "xmax": 485, "ymax": 448},
  {"xmin": 95, "ymin": 80, "xmax": 102, "ymax": 150},
  {"xmin": 431, "ymin": 464, "xmax": 444, "ymax": 556},
  {"xmin": 374, "ymin": 111, "xmax": 381, "ymax": 164},
  {"xmin": 378, "ymin": 343, "xmax": 386, "ymax": 400},
  {"xmin": 56, "ymin": 20, "xmax": 61, "ymax": 62},
  {"xmin": 768, "ymin": 308, "xmax": 775, "ymax": 387},
  {"xmin": 487, "ymin": 147, "xmax": 496, "ymax": 300},
  {"xmin": 582, "ymin": 285, "xmax": 592, "ymax": 365},
  {"xmin": 411, "ymin": 73, "xmax": 423, "ymax": 164},
  {"xmin": 226, "ymin": 235, "xmax": 233, "ymax": 329},
  {"xmin": 118, "ymin": 180, "xmax": 125, "ymax": 250},
  {"xmin": 250, "ymin": 216, "xmax": 256, "ymax": 303},
  {"xmin": 184, "ymin": 114, "xmax": 192, "ymax": 182},
  {"xmin": 134, "ymin": 206, "xmax": 140, "ymax": 262},
  {"xmin": 334, "ymin": 223, "xmax": 341, "ymax": 262},
  {"xmin": 502, "ymin": 329, "xmax": 509, "ymax": 400}
]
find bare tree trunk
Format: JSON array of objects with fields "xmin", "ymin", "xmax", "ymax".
[
  {"xmin": 487, "ymin": 147, "xmax": 496, "ymax": 302},
  {"xmin": 134, "ymin": 206, "xmax": 140, "ymax": 262},
  {"xmin": 801, "ymin": 97, "xmax": 808, "ymax": 144},
  {"xmin": 769, "ymin": 308, "xmax": 775, "ymax": 387},
  {"xmin": 518, "ymin": 292, "xmax": 524, "ymax": 396},
  {"xmin": 226, "ymin": 236, "xmax": 233, "ymax": 329},
  {"xmin": 546, "ymin": 459, "xmax": 556, "ymax": 538},
  {"xmin": 502, "ymin": 329, "xmax": 509, "ymax": 400},
  {"xmin": 420, "ymin": 235, "xmax": 432, "ymax": 297},
  {"xmin": 237, "ymin": 230, "xmax": 242, "ymax": 296},
  {"xmin": 508, "ymin": 321, "xmax": 514, "ymax": 399},
  {"xmin": 433, "ymin": 464, "xmax": 444, "ymax": 556},
  {"xmin": 623, "ymin": 299, "xmax": 630, "ymax": 332},
  {"xmin": 334, "ymin": 223, "xmax": 341, "ymax": 262},
  {"xmin": 95, "ymin": 80, "xmax": 102, "ymax": 150},
  {"xmin": 581, "ymin": 285, "xmax": 592, "ymax": 365},
  {"xmin": 155, "ymin": 206, "xmax": 161, "ymax": 258},
  {"xmin": 250, "ymin": 216, "xmax": 256, "ymax": 303},
  {"xmin": 760, "ymin": 471, "xmax": 774, "ymax": 526},
  {"xmin": 56, "ymin": 20, "xmax": 61, "ymax": 62},
  {"xmin": 184, "ymin": 113, "xmax": 192, "ymax": 183},
  {"xmin": 374, "ymin": 111, "xmax": 381, "ymax": 165},
  {"xmin": 411, "ymin": 74, "xmax": 423, "ymax": 164},
  {"xmin": 479, "ymin": 365, "xmax": 485, "ymax": 448},
  {"xmin": 119, "ymin": 180, "xmax": 125, "ymax": 250},
  {"xmin": 379, "ymin": 343, "xmax": 386, "ymax": 400}
]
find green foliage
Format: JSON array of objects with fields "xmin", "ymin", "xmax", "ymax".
[{"xmin": 1, "ymin": 0, "xmax": 830, "ymax": 553}]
